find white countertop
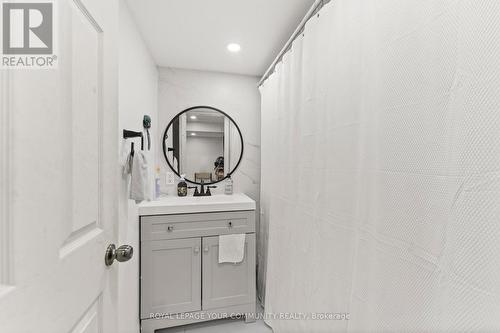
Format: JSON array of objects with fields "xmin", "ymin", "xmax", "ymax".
[{"xmin": 138, "ymin": 193, "xmax": 256, "ymax": 216}]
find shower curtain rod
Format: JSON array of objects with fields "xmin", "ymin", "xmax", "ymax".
[{"xmin": 258, "ymin": 0, "xmax": 329, "ymax": 86}]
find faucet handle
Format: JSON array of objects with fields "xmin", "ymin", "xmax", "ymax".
[
  {"xmin": 188, "ymin": 186, "xmax": 199, "ymax": 196},
  {"xmin": 206, "ymin": 185, "xmax": 217, "ymax": 196}
]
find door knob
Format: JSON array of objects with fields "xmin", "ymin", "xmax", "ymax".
[{"xmin": 105, "ymin": 244, "xmax": 134, "ymax": 266}]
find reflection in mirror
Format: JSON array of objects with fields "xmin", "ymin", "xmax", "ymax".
[{"xmin": 163, "ymin": 106, "xmax": 243, "ymax": 185}]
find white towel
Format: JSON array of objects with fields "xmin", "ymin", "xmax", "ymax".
[
  {"xmin": 124, "ymin": 150, "xmax": 151, "ymax": 203},
  {"xmin": 218, "ymin": 234, "xmax": 246, "ymax": 263}
]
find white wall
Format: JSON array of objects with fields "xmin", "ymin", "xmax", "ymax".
[
  {"xmin": 118, "ymin": 2, "xmax": 158, "ymax": 332},
  {"xmin": 157, "ymin": 67, "xmax": 261, "ymax": 199},
  {"xmin": 184, "ymin": 136, "xmax": 224, "ymax": 181}
]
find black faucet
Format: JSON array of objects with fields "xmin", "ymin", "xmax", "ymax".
[{"xmin": 189, "ymin": 182, "xmax": 217, "ymax": 196}]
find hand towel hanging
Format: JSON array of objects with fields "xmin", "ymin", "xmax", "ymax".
[{"xmin": 218, "ymin": 234, "xmax": 246, "ymax": 264}]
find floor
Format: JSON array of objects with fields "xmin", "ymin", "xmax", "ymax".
[{"xmin": 157, "ymin": 304, "xmax": 272, "ymax": 333}]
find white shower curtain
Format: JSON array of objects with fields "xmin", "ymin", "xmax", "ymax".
[{"xmin": 260, "ymin": 0, "xmax": 500, "ymax": 331}]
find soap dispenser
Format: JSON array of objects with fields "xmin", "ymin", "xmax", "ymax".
[
  {"xmin": 177, "ymin": 174, "xmax": 187, "ymax": 197},
  {"xmin": 154, "ymin": 166, "xmax": 161, "ymax": 199},
  {"xmin": 224, "ymin": 176, "xmax": 233, "ymax": 195}
]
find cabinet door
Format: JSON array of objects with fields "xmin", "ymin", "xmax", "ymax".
[
  {"xmin": 202, "ymin": 234, "xmax": 256, "ymax": 310},
  {"xmin": 140, "ymin": 238, "xmax": 201, "ymax": 319}
]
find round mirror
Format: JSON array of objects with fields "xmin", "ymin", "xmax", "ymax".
[{"xmin": 162, "ymin": 106, "xmax": 243, "ymax": 185}]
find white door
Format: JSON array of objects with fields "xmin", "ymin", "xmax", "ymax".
[{"xmin": 0, "ymin": 0, "xmax": 122, "ymax": 332}]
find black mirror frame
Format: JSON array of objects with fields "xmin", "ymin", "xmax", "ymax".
[{"xmin": 162, "ymin": 105, "xmax": 244, "ymax": 186}]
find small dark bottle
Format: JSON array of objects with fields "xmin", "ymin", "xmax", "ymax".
[{"xmin": 177, "ymin": 175, "xmax": 187, "ymax": 197}]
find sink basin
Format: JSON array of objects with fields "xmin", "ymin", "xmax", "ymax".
[{"xmin": 138, "ymin": 193, "xmax": 256, "ymax": 215}]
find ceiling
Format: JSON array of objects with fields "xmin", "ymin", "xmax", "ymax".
[{"xmin": 125, "ymin": 0, "xmax": 315, "ymax": 76}]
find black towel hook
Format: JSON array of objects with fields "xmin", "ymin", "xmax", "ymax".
[{"xmin": 123, "ymin": 129, "xmax": 144, "ymax": 155}]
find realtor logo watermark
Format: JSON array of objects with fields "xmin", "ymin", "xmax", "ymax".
[{"xmin": 1, "ymin": 0, "xmax": 57, "ymax": 68}]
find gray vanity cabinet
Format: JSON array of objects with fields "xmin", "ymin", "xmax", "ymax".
[
  {"xmin": 139, "ymin": 209, "xmax": 256, "ymax": 332},
  {"xmin": 140, "ymin": 237, "xmax": 201, "ymax": 319},
  {"xmin": 202, "ymin": 234, "xmax": 256, "ymax": 310}
]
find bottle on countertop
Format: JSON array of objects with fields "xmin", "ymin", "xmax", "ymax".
[
  {"xmin": 177, "ymin": 174, "xmax": 188, "ymax": 197},
  {"xmin": 224, "ymin": 176, "xmax": 233, "ymax": 195},
  {"xmin": 155, "ymin": 166, "xmax": 161, "ymax": 199}
]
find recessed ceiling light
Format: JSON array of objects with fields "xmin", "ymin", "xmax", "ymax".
[
  {"xmin": 227, "ymin": 43, "xmax": 241, "ymax": 53},
  {"xmin": 191, "ymin": 132, "xmax": 197, "ymax": 136},
  {"xmin": 190, "ymin": 115, "xmax": 197, "ymax": 120}
]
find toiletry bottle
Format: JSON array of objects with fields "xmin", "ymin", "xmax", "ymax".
[
  {"xmin": 224, "ymin": 176, "xmax": 233, "ymax": 195},
  {"xmin": 155, "ymin": 166, "xmax": 161, "ymax": 199},
  {"xmin": 177, "ymin": 174, "xmax": 188, "ymax": 197}
]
